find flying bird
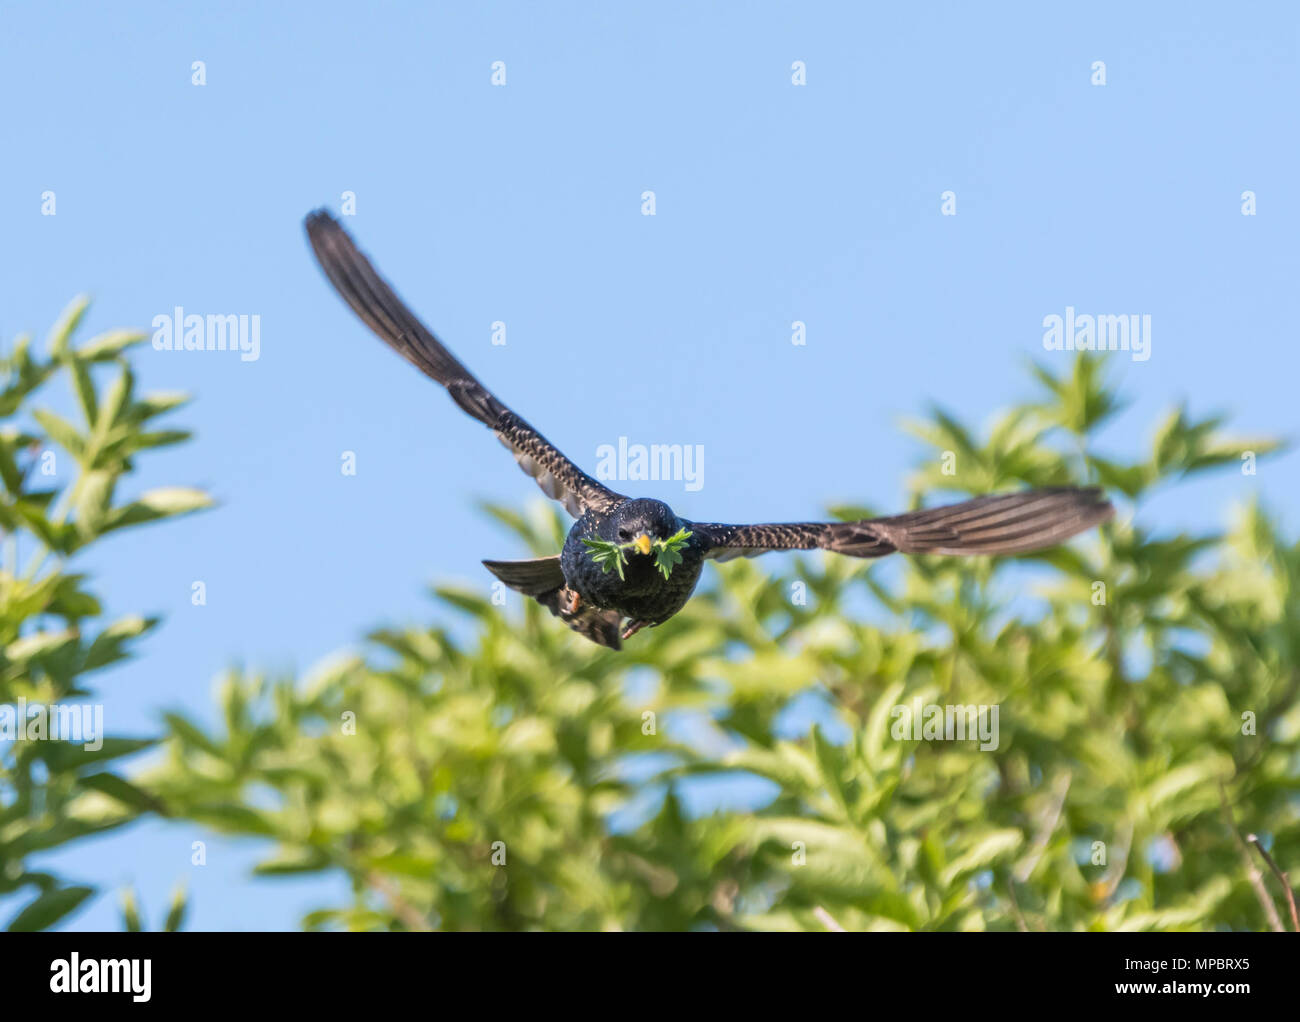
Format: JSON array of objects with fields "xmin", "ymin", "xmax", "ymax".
[{"xmin": 304, "ymin": 210, "xmax": 1114, "ymax": 650}]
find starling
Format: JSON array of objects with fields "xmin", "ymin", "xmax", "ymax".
[{"xmin": 305, "ymin": 210, "xmax": 1114, "ymax": 650}]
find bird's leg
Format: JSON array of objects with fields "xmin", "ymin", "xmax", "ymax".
[
  {"xmin": 559, "ymin": 587, "xmax": 582, "ymax": 616},
  {"xmin": 620, "ymin": 619, "xmax": 650, "ymax": 641}
]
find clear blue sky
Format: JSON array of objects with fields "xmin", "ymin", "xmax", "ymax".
[{"xmin": 1, "ymin": 1, "xmax": 1295, "ymax": 930}]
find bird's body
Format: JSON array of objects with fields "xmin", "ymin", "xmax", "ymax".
[
  {"xmin": 305, "ymin": 210, "xmax": 1115, "ymax": 650},
  {"xmin": 560, "ymin": 499, "xmax": 707, "ymax": 630}
]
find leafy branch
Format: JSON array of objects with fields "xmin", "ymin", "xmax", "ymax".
[{"xmin": 0, "ymin": 298, "xmax": 209, "ymax": 931}]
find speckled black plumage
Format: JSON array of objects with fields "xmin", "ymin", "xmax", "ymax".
[
  {"xmin": 560, "ymin": 499, "xmax": 709, "ymax": 630},
  {"xmin": 306, "ymin": 211, "xmax": 1115, "ymax": 650}
]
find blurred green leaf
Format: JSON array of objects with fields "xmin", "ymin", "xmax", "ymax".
[{"xmin": 8, "ymin": 886, "xmax": 94, "ymax": 932}]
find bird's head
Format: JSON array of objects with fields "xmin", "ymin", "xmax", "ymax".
[{"xmin": 609, "ymin": 498, "xmax": 681, "ymax": 556}]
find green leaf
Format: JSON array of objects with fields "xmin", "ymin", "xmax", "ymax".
[
  {"xmin": 581, "ymin": 537, "xmax": 628, "ymax": 580},
  {"xmin": 74, "ymin": 468, "xmax": 116, "ymax": 537},
  {"xmin": 751, "ymin": 818, "xmax": 886, "ymax": 895},
  {"xmin": 162, "ymin": 713, "xmax": 225, "ymax": 757},
  {"xmin": 33, "ymin": 737, "xmax": 157, "ymax": 772},
  {"xmin": 254, "ymin": 847, "xmax": 333, "ymax": 875},
  {"xmin": 163, "ymin": 887, "xmax": 187, "ymax": 932},
  {"xmin": 120, "ymin": 889, "xmax": 143, "ymax": 932},
  {"xmin": 77, "ymin": 772, "xmax": 168, "ymax": 816},
  {"xmin": 32, "ymin": 408, "xmax": 85, "ymax": 461},
  {"xmin": 10, "ymin": 498, "xmax": 78, "ymax": 552},
  {"xmin": 652, "ymin": 528, "xmax": 692, "ymax": 579},
  {"xmin": 79, "ymin": 330, "xmax": 147, "ymax": 362},
  {"xmin": 67, "ymin": 358, "xmax": 98, "ymax": 427},
  {"xmin": 432, "ymin": 587, "xmax": 495, "ymax": 617},
  {"xmin": 6, "ymin": 628, "xmax": 80, "ymax": 670},
  {"xmin": 187, "ymin": 803, "xmax": 278, "ymax": 837},
  {"xmin": 7, "ymin": 885, "xmax": 94, "ymax": 932},
  {"xmin": 83, "ymin": 614, "xmax": 157, "ymax": 671},
  {"xmin": 96, "ymin": 364, "xmax": 134, "ymax": 432},
  {"xmin": 0, "ymin": 429, "xmax": 30, "ymax": 492},
  {"xmin": 811, "ymin": 724, "xmax": 850, "ymax": 815},
  {"xmin": 940, "ymin": 829, "xmax": 1023, "ymax": 886},
  {"xmin": 128, "ymin": 391, "xmax": 189, "ymax": 421},
  {"xmin": 46, "ymin": 296, "xmax": 90, "ymax": 358},
  {"xmin": 122, "ymin": 429, "xmax": 192, "ymax": 451},
  {"xmin": 100, "ymin": 486, "xmax": 213, "ymax": 532}
]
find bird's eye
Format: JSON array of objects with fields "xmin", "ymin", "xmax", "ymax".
[{"xmin": 618, "ymin": 528, "xmax": 632, "ymax": 541}]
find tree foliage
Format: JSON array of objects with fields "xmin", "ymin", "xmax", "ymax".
[
  {"xmin": 142, "ymin": 353, "xmax": 1296, "ymax": 931},
  {"xmin": 0, "ymin": 300, "xmax": 209, "ymax": 931},
  {"xmin": 8, "ymin": 317, "xmax": 1295, "ymax": 931}
]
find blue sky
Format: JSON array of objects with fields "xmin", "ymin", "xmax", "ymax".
[{"xmin": 1, "ymin": 1, "xmax": 1296, "ymax": 930}]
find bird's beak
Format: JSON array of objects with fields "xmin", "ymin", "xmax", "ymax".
[{"xmin": 633, "ymin": 533, "xmax": 653, "ymax": 556}]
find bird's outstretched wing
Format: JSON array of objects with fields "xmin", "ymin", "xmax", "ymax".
[
  {"xmin": 305, "ymin": 210, "xmax": 622, "ymax": 518},
  {"xmin": 482, "ymin": 556, "xmax": 623, "ymax": 649},
  {"xmin": 691, "ymin": 487, "xmax": 1113, "ymax": 562}
]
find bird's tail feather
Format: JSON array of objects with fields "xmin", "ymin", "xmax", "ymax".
[{"xmin": 482, "ymin": 557, "xmax": 623, "ymax": 649}]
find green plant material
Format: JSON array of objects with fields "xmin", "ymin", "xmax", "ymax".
[
  {"xmin": 652, "ymin": 527, "xmax": 692, "ymax": 578},
  {"xmin": 138, "ymin": 353, "xmax": 1300, "ymax": 932},
  {"xmin": 0, "ymin": 300, "xmax": 209, "ymax": 931},
  {"xmin": 7, "ymin": 886, "xmax": 94, "ymax": 932},
  {"xmin": 163, "ymin": 886, "xmax": 188, "ymax": 932},
  {"xmin": 0, "ymin": 340, "xmax": 1275, "ymax": 934},
  {"xmin": 582, "ymin": 527, "xmax": 693, "ymax": 580},
  {"xmin": 117, "ymin": 885, "xmax": 187, "ymax": 932},
  {"xmin": 580, "ymin": 536, "xmax": 629, "ymax": 579},
  {"xmin": 120, "ymin": 889, "xmax": 142, "ymax": 933}
]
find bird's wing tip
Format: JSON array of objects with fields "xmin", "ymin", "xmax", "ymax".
[{"xmin": 303, "ymin": 208, "xmax": 340, "ymax": 234}]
